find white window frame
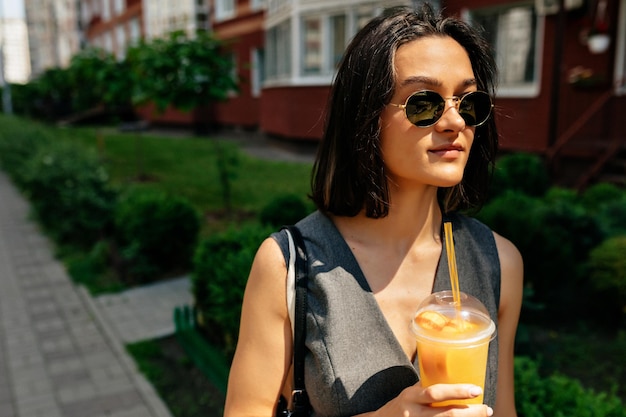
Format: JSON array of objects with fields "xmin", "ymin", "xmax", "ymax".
[
  {"xmin": 215, "ymin": 0, "xmax": 236, "ymax": 22},
  {"xmin": 464, "ymin": 3, "xmax": 545, "ymax": 98},
  {"xmin": 615, "ymin": 0, "xmax": 626, "ymax": 95}
]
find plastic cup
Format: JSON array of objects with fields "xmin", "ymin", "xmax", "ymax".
[{"xmin": 410, "ymin": 290, "xmax": 496, "ymax": 406}]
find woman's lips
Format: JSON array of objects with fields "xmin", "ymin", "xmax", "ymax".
[{"xmin": 429, "ymin": 144, "xmax": 463, "ymax": 158}]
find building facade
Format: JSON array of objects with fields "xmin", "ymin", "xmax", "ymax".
[
  {"xmin": 206, "ymin": 0, "xmax": 626, "ymax": 186},
  {"xmin": 79, "ymin": 0, "xmax": 143, "ymax": 59},
  {"xmin": 0, "ymin": 17, "xmax": 31, "ymax": 84},
  {"xmin": 445, "ymin": 0, "xmax": 626, "ymax": 187},
  {"xmin": 24, "ymin": 0, "xmax": 80, "ymax": 77}
]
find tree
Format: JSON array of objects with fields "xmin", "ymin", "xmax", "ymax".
[
  {"xmin": 68, "ymin": 48, "xmax": 134, "ymax": 113},
  {"xmin": 126, "ymin": 30, "xmax": 238, "ymax": 113}
]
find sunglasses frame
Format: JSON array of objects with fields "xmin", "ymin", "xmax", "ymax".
[{"xmin": 389, "ymin": 90, "xmax": 494, "ymax": 128}]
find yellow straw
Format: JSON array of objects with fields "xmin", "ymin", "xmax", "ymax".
[{"xmin": 444, "ymin": 222, "xmax": 461, "ymax": 308}]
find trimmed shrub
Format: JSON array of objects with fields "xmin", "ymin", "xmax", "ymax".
[
  {"xmin": 20, "ymin": 140, "xmax": 117, "ymax": 246},
  {"xmin": 478, "ymin": 189, "xmax": 606, "ymax": 323},
  {"xmin": 259, "ymin": 193, "xmax": 310, "ymax": 228},
  {"xmin": 490, "ymin": 152, "xmax": 550, "ymax": 199},
  {"xmin": 0, "ymin": 117, "xmax": 54, "ymax": 187},
  {"xmin": 515, "ymin": 356, "xmax": 626, "ymax": 417},
  {"xmin": 597, "ymin": 198, "xmax": 626, "ymax": 238},
  {"xmin": 476, "ymin": 190, "xmax": 543, "ymax": 255},
  {"xmin": 580, "ymin": 183, "xmax": 625, "ymax": 213},
  {"xmin": 114, "ymin": 188, "xmax": 200, "ymax": 283},
  {"xmin": 588, "ymin": 236, "xmax": 626, "ymax": 324},
  {"xmin": 192, "ymin": 223, "xmax": 274, "ymax": 357}
]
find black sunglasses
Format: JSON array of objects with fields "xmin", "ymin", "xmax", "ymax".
[{"xmin": 389, "ymin": 90, "xmax": 494, "ymax": 128}]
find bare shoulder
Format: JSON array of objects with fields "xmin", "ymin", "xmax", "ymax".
[
  {"xmin": 492, "ymin": 232, "xmax": 523, "ymax": 278},
  {"xmin": 244, "ymin": 236, "xmax": 288, "ymax": 307},
  {"xmin": 491, "ymin": 231, "xmax": 523, "ymax": 309}
]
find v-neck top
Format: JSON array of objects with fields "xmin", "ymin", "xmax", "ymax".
[{"xmin": 272, "ymin": 210, "xmax": 501, "ymax": 417}]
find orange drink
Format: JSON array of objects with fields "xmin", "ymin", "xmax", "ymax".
[{"xmin": 411, "ymin": 291, "xmax": 496, "ymax": 407}]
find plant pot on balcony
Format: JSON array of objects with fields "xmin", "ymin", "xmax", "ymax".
[{"xmin": 587, "ymin": 33, "xmax": 611, "ymax": 54}]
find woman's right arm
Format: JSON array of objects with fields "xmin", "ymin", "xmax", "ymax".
[{"xmin": 224, "ymin": 237, "xmax": 293, "ymax": 417}]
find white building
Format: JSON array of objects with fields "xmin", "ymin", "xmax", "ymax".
[
  {"xmin": 24, "ymin": 0, "xmax": 80, "ymax": 77},
  {"xmin": 143, "ymin": 0, "xmax": 210, "ymax": 40},
  {"xmin": 0, "ymin": 17, "xmax": 30, "ymax": 84}
]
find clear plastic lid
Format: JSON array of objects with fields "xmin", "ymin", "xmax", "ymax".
[{"xmin": 410, "ymin": 290, "xmax": 496, "ymax": 343}]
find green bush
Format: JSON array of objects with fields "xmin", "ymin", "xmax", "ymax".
[
  {"xmin": 259, "ymin": 193, "xmax": 310, "ymax": 228},
  {"xmin": 192, "ymin": 223, "xmax": 274, "ymax": 357},
  {"xmin": 597, "ymin": 198, "xmax": 626, "ymax": 238},
  {"xmin": 490, "ymin": 153, "xmax": 550, "ymax": 199},
  {"xmin": 0, "ymin": 116, "xmax": 54, "ymax": 187},
  {"xmin": 113, "ymin": 188, "xmax": 200, "ymax": 283},
  {"xmin": 588, "ymin": 236, "xmax": 626, "ymax": 323},
  {"xmin": 580, "ymin": 183, "xmax": 625, "ymax": 213},
  {"xmin": 478, "ymin": 188, "xmax": 607, "ymax": 323},
  {"xmin": 515, "ymin": 356, "xmax": 626, "ymax": 417},
  {"xmin": 20, "ymin": 140, "xmax": 117, "ymax": 246},
  {"xmin": 477, "ymin": 190, "xmax": 543, "ymax": 252}
]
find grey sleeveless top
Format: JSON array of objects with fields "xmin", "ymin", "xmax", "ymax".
[{"xmin": 272, "ymin": 211, "xmax": 501, "ymax": 417}]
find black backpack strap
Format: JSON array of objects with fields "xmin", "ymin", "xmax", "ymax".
[{"xmin": 283, "ymin": 225, "xmax": 310, "ymax": 416}]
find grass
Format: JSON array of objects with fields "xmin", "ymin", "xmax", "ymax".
[
  {"xmin": 127, "ymin": 337, "xmax": 226, "ymax": 417},
  {"xmin": 65, "ymin": 126, "xmax": 313, "ymax": 236}
]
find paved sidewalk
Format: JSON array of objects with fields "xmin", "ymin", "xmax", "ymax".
[
  {"xmin": 94, "ymin": 277, "xmax": 193, "ymax": 344},
  {"xmin": 0, "ymin": 171, "xmax": 175, "ymax": 417}
]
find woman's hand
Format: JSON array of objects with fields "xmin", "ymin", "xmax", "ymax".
[{"xmin": 369, "ymin": 383, "xmax": 493, "ymax": 417}]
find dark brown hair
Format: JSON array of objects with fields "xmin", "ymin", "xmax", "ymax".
[{"xmin": 311, "ymin": 4, "xmax": 498, "ymax": 217}]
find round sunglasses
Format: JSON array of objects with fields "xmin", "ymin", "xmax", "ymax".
[{"xmin": 389, "ymin": 90, "xmax": 494, "ymax": 128}]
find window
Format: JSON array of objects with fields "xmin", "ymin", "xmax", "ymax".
[
  {"xmin": 228, "ymin": 53, "xmax": 238, "ymax": 97},
  {"xmin": 114, "ymin": 0, "xmax": 124, "ymax": 15},
  {"xmin": 615, "ymin": 0, "xmax": 626, "ymax": 95},
  {"xmin": 116, "ymin": 25, "xmax": 126, "ymax": 59},
  {"xmin": 215, "ymin": 0, "xmax": 235, "ymax": 21},
  {"xmin": 266, "ymin": 20, "xmax": 291, "ymax": 80},
  {"xmin": 251, "ymin": 0, "xmax": 266, "ymax": 11},
  {"xmin": 102, "ymin": 0, "xmax": 111, "ymax": 21},
  {"xmin": 265, "ymin": 7, "xmax": 380, "ymax": 84},
  {"xmin": 302, "ymin": 17, "xmax": 322, "ymax": 74},
  {"xmin": 251, "ymin": 48, "xmax": 265, "ymax": 97},
  {"xmin": 330, "ymin": 15, "xmax": 346, "ymax": 69},
  {"xmin": 466, "ymin": 3, "xmax": 543, "ymax": 97},
  {"xmin": 300, "ymin": 13, "xmax": 349, "ymax": 76},
  {"xmin": 268, "ymin": 0, "xmax": 289, "ymax": 14},
  {"xmin": 129, "ymin": 18, "xmax": 141, "ymax": 45}
]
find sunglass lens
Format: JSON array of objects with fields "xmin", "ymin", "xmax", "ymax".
[
  {"xmin": 405, "ymin": 91, "xmax": 445, "ymax": 127},
  {"xmin": 459, "ymin": 92, "xmax": 492, "ymax": 126}
]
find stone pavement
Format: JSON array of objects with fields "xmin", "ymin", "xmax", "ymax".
[
  {"xmin": 0, "ymin": 170, "xmax": 178, "ymax": 417},
  {"xmin": 93, "ymin": 277, "xmax": 192, "ymax": 344}
]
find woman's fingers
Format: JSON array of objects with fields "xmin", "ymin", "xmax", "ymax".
[
  {"xmin": 420, "ymin": 384, "xmax": 483, "ymax": 403},
  {"xmin": 398, "ymin": 384, "xmax": 493, "ymax": 416}
]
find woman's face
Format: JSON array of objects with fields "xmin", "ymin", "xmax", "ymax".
[{"xmin": 380, "ymin": 36, "xmax": 478, "ymax": 192}]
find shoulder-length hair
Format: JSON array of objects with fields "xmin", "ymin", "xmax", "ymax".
[{"xmin": 310, "ymin": 4, "xmax": 498, "ymax": 218}]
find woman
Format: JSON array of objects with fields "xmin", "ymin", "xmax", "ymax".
[{"xmin": 224, "ymin": 5, "xmax": 522, "ymax": 417}]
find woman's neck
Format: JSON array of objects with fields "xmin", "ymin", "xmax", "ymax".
[{"xmin": 331, "ymin": 186, "xmax": 444, "ymax": 254}]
